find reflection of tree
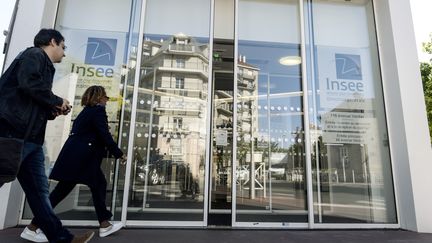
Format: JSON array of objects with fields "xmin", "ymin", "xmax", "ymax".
[
  {"xmin": 286, "ymin": 128, "xmax": 305, "ymax": 170},
  {"xmin": 215, "ymin": 145, "xmax": 231, "ymax": 168},
  {"xmin": 260, "ymin": 142, "xmax": 281, "ymax": 158},
  {"xmin": 311, "ymin": 135, "xmax": 327, "ymax": 170},
  {"xmin": 420, "ymin": 33, "xmax": 432, "ymax": 143},
  {"xmin": 236, "ymin": 141, "xmax": 249, "ymax": 165}
]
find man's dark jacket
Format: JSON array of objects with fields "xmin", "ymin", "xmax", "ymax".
[{"xmin": 0, "ymin": 47, "xmax": 63, "ymax": 145}]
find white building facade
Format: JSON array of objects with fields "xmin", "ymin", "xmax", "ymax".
[{"xmin": 1, "ymin": 0, "xmax": 432, "ymax": 233}]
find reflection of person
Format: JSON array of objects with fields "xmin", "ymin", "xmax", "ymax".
[
  {"xmin": 178, "ymin": 164, "xmax": 199, "ymax": 199},
  {"xmin": 24, "ymin": 85, "xmax": 127, "ymax": 240},
  {"xmin": 0, "ymin": 28, "xmax": 94, "ymax": 243}
]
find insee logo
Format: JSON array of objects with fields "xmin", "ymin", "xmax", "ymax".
[
  {"xmin": 335, "ymin": 53, "xmax": 362, "ymax": 80},
  {"xmin": 85, "ymin": 38, "xmax": 117, "ymax": 66}
]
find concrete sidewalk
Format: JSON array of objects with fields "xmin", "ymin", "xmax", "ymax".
[{"xmin": 1, "ymin": 227, "xmax": 432, "ymax": 243}]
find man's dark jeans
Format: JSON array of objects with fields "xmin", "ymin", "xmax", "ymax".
[{"xmin": 17, "ymin": 142, "xmax": 74, "ymax": 243}]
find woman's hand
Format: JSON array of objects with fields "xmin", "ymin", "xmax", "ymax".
[{"xmin": 120, "ymin": 155, "xmax": 127, "ymax": 165}]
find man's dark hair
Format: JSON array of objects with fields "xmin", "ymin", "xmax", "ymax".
[{"xmin": 33, "ymin": 29, "xmax": 64, "ymax": 48}]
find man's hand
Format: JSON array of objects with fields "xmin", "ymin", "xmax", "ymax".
[
  {"xmin": 48, "ymin": 109, "xmax": 61, "ymax": 120},
  {"xmin": 55, "ymin": 98, "xmax": 72, "ymax": 115}
]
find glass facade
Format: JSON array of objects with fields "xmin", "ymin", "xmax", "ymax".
[{"xmin": 21, "ymin": 0, "xmax": 397, "ymax": 227}]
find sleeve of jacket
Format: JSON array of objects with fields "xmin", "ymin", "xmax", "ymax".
[
  {"xmin": 16, "ymin": 49, "xmax": 63, "ymax": 108},
  {"xmin": 46, "ymin": 109, "xmax": 57, "ymax": 120},
  {"xmin": 92, "ymin": 106, "xmax": 124, "ymax": 159}
]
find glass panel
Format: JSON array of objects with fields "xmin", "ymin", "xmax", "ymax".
[
  {"xmin": 211, "ymin": 59, "xmax": 235, "ymax": 214},
  {"xmin": 307, "ymin": 0, "xmax": 397, "ymax": 223},
  {"xmin": 211, "ymin": 72, "xmax": 234, "ymax": 211},
  {"xmin": 22, "ymin": 0, "xmax": 137, "ymax": 221},
  {"xmin": 126, "ymin": 0, "xmax": 211, "ymax": 221},
  {"xmin": 236, "ymin": 0, "xmax": 307, "ymax": 223}
]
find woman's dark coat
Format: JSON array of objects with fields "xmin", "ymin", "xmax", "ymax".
[{"xmin": 49, "ymin": 105, "xmax": 123, "ymax": 187}]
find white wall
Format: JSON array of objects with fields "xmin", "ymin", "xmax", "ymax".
[
  {"xmin": 56, "ymin": 0, "xmax": 131, "ymax": 32},
  {"xmin": 375, "ymin": 0, "xmax": 432, "ymax": 233},
  {"xmin": 238, "ymin": 0, "xmax": 299, "ymax": 43},
  {"xmin": 215, "ymin": 0, "xmax": 234, "ymax": 39},
  {"xmin": 0, "ymin": 0, "xmax": 16, "ymax": 73},
  {"xmin": 4, "ymin": 0, "xmax": 50, "ymax": 68},
  {"xmin": 313, "ymin": 3, "xmax": 370, "ymax": 47},
  {"xmin": 145, "ymin": 0, "xmax": 211, "ymax": 38}
]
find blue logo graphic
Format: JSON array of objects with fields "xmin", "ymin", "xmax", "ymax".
[
  {"xmin": 85, "ymin": 38, "xmax": 117, "ymax": 66},
  {"xmin": 335, "ymin": 53, "xmax": 362, "ymax": 80}
]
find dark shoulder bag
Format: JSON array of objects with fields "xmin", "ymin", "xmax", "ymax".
[{"xmin": 0, "ymin": 51, "xmax": 36, "ymax": 187}]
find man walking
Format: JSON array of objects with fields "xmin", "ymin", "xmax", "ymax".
[{"xmin": 0, "ymin": 29, "xmax": 94, "ymax": 242}]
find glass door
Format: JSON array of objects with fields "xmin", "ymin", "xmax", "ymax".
[
  {"xmin": 233, "ymin": 0, "xmax": 309, "ymax": 227},
  {"xmin": 122, "ymin": 0, "xmax": 213, "ymax": 226}
]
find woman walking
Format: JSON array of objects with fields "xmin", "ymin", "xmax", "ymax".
[{"xmin": 21, "ymin": 85, "xmax": 126, "ymax": 242}]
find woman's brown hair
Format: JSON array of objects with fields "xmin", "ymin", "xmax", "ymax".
[{"xmin": 81, "ymin": 85, "xmax": 107, "ymax": 107}]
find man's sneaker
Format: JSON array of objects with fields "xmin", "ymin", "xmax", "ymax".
[
  {"xmin": 20, "ymin": 227, "xmax": 48, "ymax": 243},
  {"xmin": 71, "ymin": 231, "xmax": 94, "ymax": 243},
  {"xmin": 99, "ymin": 221, "xmax": 123, "ymax": 237}
]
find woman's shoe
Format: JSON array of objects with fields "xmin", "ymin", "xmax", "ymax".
[{"xmin": 99, "ymin": 221, "xmax": 123, "ymax": 237}]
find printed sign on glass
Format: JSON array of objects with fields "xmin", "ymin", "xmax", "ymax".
[{"xmin": 85, "ymin": 38, "xmax": 117, "ymax": 66}]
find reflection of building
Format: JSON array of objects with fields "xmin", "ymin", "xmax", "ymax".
[
  {"xmin": 237, "ymin": 55, "xmax": 259, "ymax": 146},
  {"xmin": 236, "ymin": 56, "xmax": 261, "ymax": 198},
  {"xmin": 211, "ymin": 54, "xmax": 261, "ymax": 198},
  {"xmin": 135, "ymin": 33, "xmax": 209, "ymax": 189}
]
